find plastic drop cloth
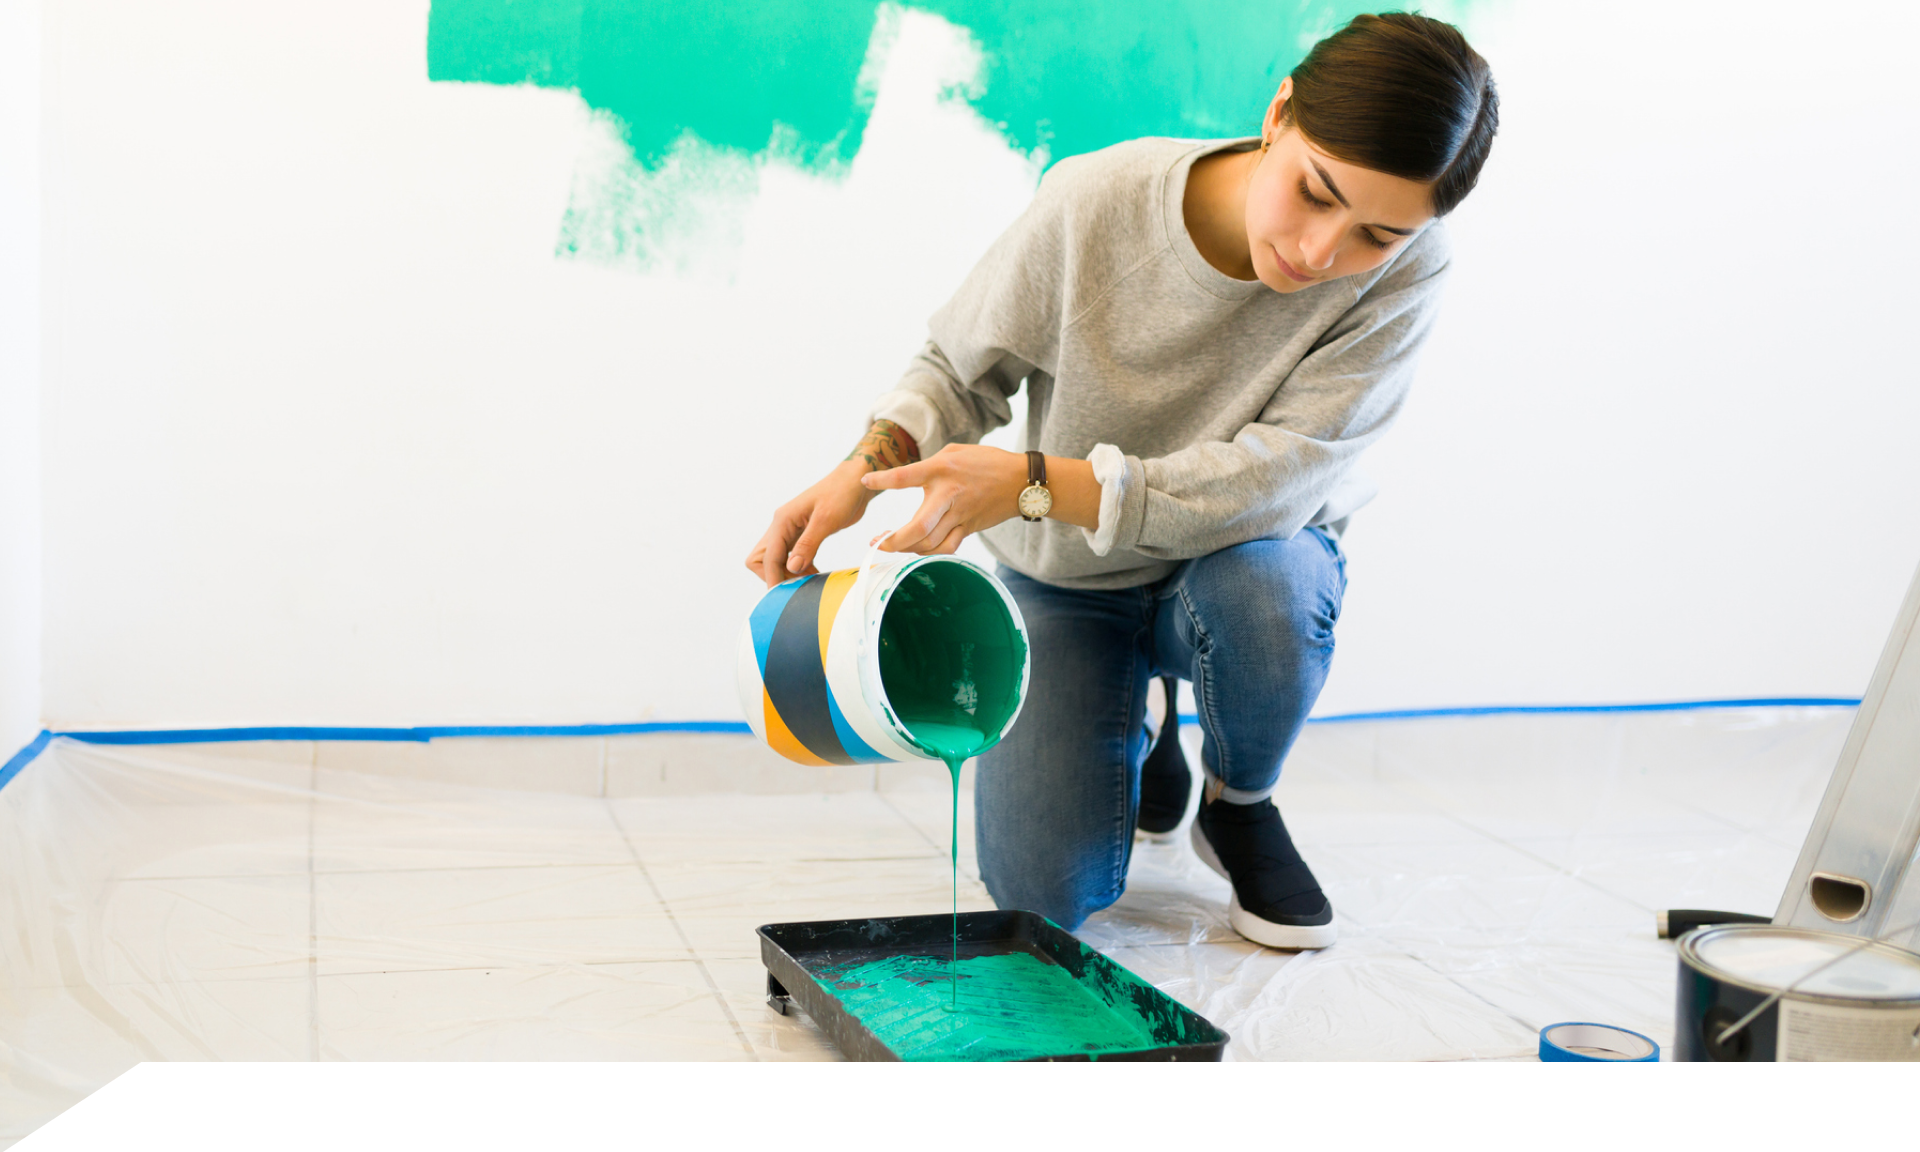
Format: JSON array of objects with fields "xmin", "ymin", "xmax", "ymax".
[{"xmin": 0, "ymin": 706, "xmax": 1852, "ymax": 1140}]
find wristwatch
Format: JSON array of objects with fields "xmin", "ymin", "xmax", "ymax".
[{"xmin": 1018, "ymin": 450, "xmax": 1053, "ymax": 522}]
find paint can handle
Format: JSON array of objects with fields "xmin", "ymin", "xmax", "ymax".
[{"xmin": 849, "ymin": 532, "xmax": 896, "ymax": 638}]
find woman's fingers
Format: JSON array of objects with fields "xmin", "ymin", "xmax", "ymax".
[
  {"xmin": 930, "ymin": 525, "xmax": 967, "ymax": 555},
  {"xmin": 758, "ymin": 513, "xmax": 805, "ymax": 587},
  {"xmin": 861, "ymin": 459, "xmax": 933, "ymax": 491},
  {"xmin": 882, "ymin": 493, "xmax": 954, "ymax": 553},
  {"xmin": 786, "ymin": 515, "xmax": 836, "ymax": 576}
]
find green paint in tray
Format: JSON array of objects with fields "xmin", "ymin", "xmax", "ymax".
[{"xmin": 815, "ymin": 951, "xmax": 1159, "ymax": 1061}]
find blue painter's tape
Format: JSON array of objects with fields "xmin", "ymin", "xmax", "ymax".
[
  {"xmin": 1169, "ymin": 697, "xmax": 1860, "ymax": 727},
  {"xmin": 65, "ymin": 727, "xmax": 433, "ymax": 745},
  {"xmin": 55, "ymin": 721, "xmax": 753, "ymax": 747},
  {"xmin": 3, "ymin": 695, "xmax": 1854, "ymax": 799},
  {"xmin": 0, "ymin": 730, "xmax": 53, "ymax": 792},
  {"xmin": 1539, "ymin": 1022, "xmax": 1660, "ymax": 1062},
  {"xmin": 413, "ymin": 722, "xmax": 752, "ymax": 738}
]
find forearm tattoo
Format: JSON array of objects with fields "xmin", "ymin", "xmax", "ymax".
[{"xmin": 845, "ymin": 419, "xmax": 920, "ymax": 473}]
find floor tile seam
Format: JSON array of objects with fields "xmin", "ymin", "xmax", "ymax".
[
  {"xmin": 628, "ymin": 853, "xmax": 950, "ymax": 867},
  {"xmin": 306, "ymin": 756, "xmax": 319, "ymax": 1062},
  {"xmin": 1391, "ymin": 940, "xmax": 1546, "ymax": 1040},
  {"xmin": 1502, "ymin": 826, "xmax": 1788, "ymax": 847},
  {"xmin": 1419, "ymin": 808, "xmax": 1665, "ymax": 917},
  {"xmin": 1755, "ymin": 829, "xmax": 1809, "ymax": 852},
  {"xmin": 1648, "ymin": 786, "xmax": 1769, "ymax": 837},
  {"xmin": 4, "ymin": 971, "xmax": 322, "ymax": 992},
  {"xmin": 312, "ymin": 956, "xmax": 715, "ymax": 979},
  {"xmin": 687, "ymin": 952, "xmax": 763, "ymax": 967},
  {"xmin": 1091, "ymin": 937, "xmax": 1245, "ymax": 953},
  {"xmin": 603, "ymin": 798, "xmax": 758, "ymax": 1061},
  {"xmin": 875, "ymin": 791, "xmax": 951, "ymax": 857},
  {"xmin": 3, "ymin": 953, "xmax": 721, "ymax": 992},
  {"xmin": 101, "ymin": 861, "xmax": 651, "ymax": 884},
  {"xmin": 309, "ymin": 861, "xmax": 655, "ymax": 876}
]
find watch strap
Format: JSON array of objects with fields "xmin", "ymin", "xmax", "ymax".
[{"xmin": 1027, "ymin": 450, "xmax": 1047, "ymax": 486}]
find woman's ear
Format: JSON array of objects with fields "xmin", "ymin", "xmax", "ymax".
[{"xmin": 1262, "ymin": 77, "xmax": 1294, "ymax": 148}]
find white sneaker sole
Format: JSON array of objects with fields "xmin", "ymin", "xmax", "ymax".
[{"xmin": 1190, "ymin": 820, "xmax": 1338, "ymax": 951}]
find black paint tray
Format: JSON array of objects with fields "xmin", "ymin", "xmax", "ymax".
[{"xmin": 758, "ymin": 909, "xmax": 1229, "ymax": 1061}]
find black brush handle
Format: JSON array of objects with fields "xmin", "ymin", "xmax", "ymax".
[{"xmin": 1657, "ymin": 909, "xmax": 1771, "ymax": 939}]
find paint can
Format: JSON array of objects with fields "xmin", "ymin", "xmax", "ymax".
[
  {"xmin": 737, "ymin": 546, "xmax": 1029, "ymax": 766},
  {"xmin": 1674, "ymin": 924, "xmax": 1920, "ymax": 1061}
]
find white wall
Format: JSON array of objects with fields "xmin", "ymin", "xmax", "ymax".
[
  {"xmin": 1, "ymin": 0, "xmax": 44, "ymax": 753},
  {"xmin": 1329, "ymin": 1, "xmax": 1920, "ymax": 711},
  {"xmin": 34, "ymin": 0, "xmax": 1920, "ymax": 730}
]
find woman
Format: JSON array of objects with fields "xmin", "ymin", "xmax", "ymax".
[{"xmin": 746, "ymin": 13, "xmax": 1498, "ymax": 948}]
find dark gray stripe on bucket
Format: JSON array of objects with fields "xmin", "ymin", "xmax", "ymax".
[{"xmin": 763, "ymin": 574, "xmax": 856, "ymax": 765}]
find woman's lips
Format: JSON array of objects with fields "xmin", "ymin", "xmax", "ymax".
[{"xmin": 1272, "ymin": 249, "xmax": 1314, "ymax": 283}]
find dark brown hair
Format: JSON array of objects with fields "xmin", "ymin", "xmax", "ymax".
[{"xmin": 1283, "ymin": 12, "xmax": 1499, "ymax": 216}]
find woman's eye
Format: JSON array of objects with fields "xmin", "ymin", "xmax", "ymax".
[
  {"xmin": 1295, "ymin": 178, "xmax": 1331, "ymax": 210},
  {"xmin": 1362, "ymin": 231, "xmax": 1392, "ymax": 250}
]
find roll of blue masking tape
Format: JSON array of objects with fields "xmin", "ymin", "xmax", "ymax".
[{"xmin": 1539, "ymin": 1022, "xmax": 1660, "ymax": 1062}]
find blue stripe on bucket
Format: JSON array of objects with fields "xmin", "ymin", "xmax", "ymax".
[
  {"xmin": 747, "ymin": 575, "xmax": 807, "ymax": 677},
  {"xmin": 823, "ymin": 686, "xmax": 886, "ymax": 764}
]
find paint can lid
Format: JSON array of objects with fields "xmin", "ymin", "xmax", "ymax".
[{"xmin": 1690, "ymin": 926, "xmax": 1920, "ymax": 1000}]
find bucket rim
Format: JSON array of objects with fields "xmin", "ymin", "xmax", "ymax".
[
  {"xmin": 1676, "ymin": 923, "xmax": 1920, "ymax": 1004},
  {"xmin": 855, "ymin": 552, "xmax": 1031, "ymax": 762}
]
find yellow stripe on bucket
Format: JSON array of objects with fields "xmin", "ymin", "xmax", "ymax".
[
  {"xmin": 816, "ymin": 569, "xmax": 858, "ymax": 661},
  {"xmin": 762, "ymin": 694, "xmax": 831, "ymax": 767}
]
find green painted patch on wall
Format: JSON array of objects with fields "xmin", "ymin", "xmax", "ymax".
[
  {"xmin": 426, "ymin": 1, "xmax": 1473, "ymax": 261},
  {"xmin": 430, "ymin": 0, "xmax": 1406, "ymax": 169}
]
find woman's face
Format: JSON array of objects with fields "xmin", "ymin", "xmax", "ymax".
[{"xmin": 1243, "ymin": 79, "xmax": 1437, "ymax": 294}]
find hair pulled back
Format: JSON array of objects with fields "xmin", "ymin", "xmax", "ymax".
[{"xmin": 1284, "ymin": 12, "xmax": 1499, "ymax": 216}]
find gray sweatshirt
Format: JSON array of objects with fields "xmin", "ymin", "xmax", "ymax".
[{"xmin": 869, "ymin": 136, "xmax": 1451, "ymax": 590}]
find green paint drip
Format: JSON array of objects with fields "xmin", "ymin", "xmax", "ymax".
[
  {"xmin": 426, "ymin": 0, "xmax": 1479, "ymax": 259},
  {"xmin": 871, "ymin": 562, "xmax": 1021, "ymax": 1011},
  {"xmin": 818, "ymin": 952, "xmax": 1159, "ymax": 1060}
]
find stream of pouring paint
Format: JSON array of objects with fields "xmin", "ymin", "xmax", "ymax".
[{"xmin": 899, "ymin": 721, "xmax": 986, "ymax": 1010}]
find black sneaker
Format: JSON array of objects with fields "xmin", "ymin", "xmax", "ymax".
[
  {"xmin": 1191, "ymin": 792, "xmax": 1336, "ymax": 949},
  {"xmin": 1136, "ymin": 677, "xmax": 1191, "ymax": 841}
]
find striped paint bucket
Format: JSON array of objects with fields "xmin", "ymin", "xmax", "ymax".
[{"xmin": 737, "ymin": 551, "xmax": 1029, "ymax": 766}]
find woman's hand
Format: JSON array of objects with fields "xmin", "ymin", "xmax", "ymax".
[
  {"xmin": 745, "ymin": 420, "xmax": 922, "ymax": 588},
  {"xmin": 744, "ymin": 460, "xmax": 876, "ymax": 588},
  {"xmin": 860, "ymin": 444, "xmax": 1030, "ymax": 555}
]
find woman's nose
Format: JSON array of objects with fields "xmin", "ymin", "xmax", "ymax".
[{"xmin": 1300, "ymin": 225, "xmax": 1339, "ymax": 271}]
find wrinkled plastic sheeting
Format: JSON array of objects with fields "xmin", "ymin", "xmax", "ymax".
[
  {"xmin": 0, "ymin": 706, "xmax": 1853, "ymax": 1135},
  {"xmin": 1078, "ymin": 705, "xmax": 1850, "ymax": 1059}
]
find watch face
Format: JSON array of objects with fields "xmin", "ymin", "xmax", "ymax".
[{"xmin": 1018, "ymin": 485, "xmax": 1052, "ymax": 520}]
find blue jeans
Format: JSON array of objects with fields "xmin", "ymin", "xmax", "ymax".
[{"xmin": 976, "ymin": 532, "xmax": 1347, "ymax": 930}]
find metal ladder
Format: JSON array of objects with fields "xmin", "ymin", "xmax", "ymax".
[{"xmin": 1775, "ymin": 561, "xmax": 1920, "ymax": 950}]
